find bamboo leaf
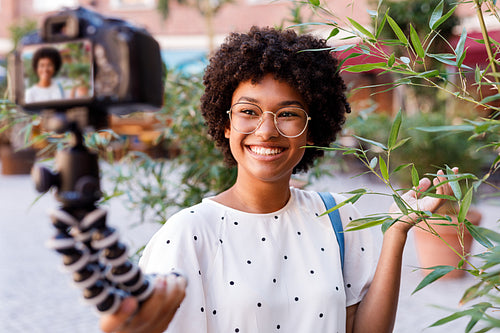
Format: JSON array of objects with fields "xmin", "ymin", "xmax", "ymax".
[
  {"xmin": 353, "ymin": 135, "xmax": 388, "ymax": 150},
  {"xmin": 348, "ymin": 17, "xmax": 375, "ymax": 39},
  {"xmin": 431, "ymin": 5, "xmax": 457, "ymax": 30},
  {"xmin": 327, "ymin": 28, "xmax": 339, "ymax": 40},
  {"xmin": 411, "ymin": 165, "xmax": 419, "ymax": 187},
  {"xmin": 375, "ymin": 12, "xmax": 387, "ymax": 38},
  {"xmin": 379, "ymin": 157, "xmax": 389, "ymax": 180},
  {"xmin": 393, "ymin": 194, "xmax": 408, "ymax": 214},
  {"xmin": 480, "ymin": 93, "xmax": 500, "ymax": 104},
  {"xmin": 413, "ymin": 266, "xmax": 456, "ymax": 294},
  {"xmin": 446, "ymin": 166, "xmax": 462, "ymax": 200},
  {"xmin": 390, "ymin": 137, "xmax": 411, "ymax": 151},
  {"xmin": 458, "ymin": 187, "xmax": 473, "ymax": 223},
  {"xmin": 343, "ymin": 62, "xmax": 387, "ymax": 73},
  {"xmin": 386, "ymin": 14, "xmax": 408, "ymax": 45},
  {"xmin": 429, "ymin": 0, "xmax": 444, "ymax": 30},
  {"xmin": 308, "ymin": 0, "xmax": 320, "ymax": 7},
  {"xmin": 455, "ymin": 27, "xmax": 467, "ymax": 60},
  {"xmin": 465, "ymin": 221, "xmax": 494, "ymax": 248},
  {"xmin": 388, "ymin": 109, "xmax": 402, "ymax": 149},
  {"xmin": 410, "ymin": 24, "xmax": 425, "ymax": 58},
  {"xmin": 417, "ymin": 70, "xmax": 440, "ymax": 78},
  {"xmin": 387, "ymin": 53, "xmax": 395, "ymax": 67}
]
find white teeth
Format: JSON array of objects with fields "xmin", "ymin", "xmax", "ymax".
[{"xmin": 250, "ymin": 146, "xmax": 283, "ymax": 156}]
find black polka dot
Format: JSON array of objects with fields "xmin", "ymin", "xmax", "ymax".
[
  {"xmin": 277, "ymin": 325, "xmax": 281, "ymax": 329},
  {"xmin": 315, "ymin": 213, "xmax": 319, "ymax": 216},
  {"xmin": 347, "ymin": 284, "xmax": 352, "ymax": 288},
  {"xmin": 321, "ymin": 247, "xmax": 325, "ymax": 251},
  {"xmin": 310, "ymin": 270, "xmax": 314, "ymax": 274},
  {"xmin": 294, "ymin": 297, "xmax": 299, "ymax": 301},
  {"xmin": 221, "ymin": 216, "xmax": 224, "ymax": 220},
  {"xmin": 220, "ymin": 239, "xmax": 223, "ymax": 244},
  {"xmin": 247, "ymin": 260, "xmax": 252, "ymax": 264},
  {"xmin": 274, "ymin": 216, "xmax": 279, "ymax": 220},
  {"xmin": 297, "ymin": 231, "xmax": 301, "ymax": 235},
  {"xmin": 349, "ymin": 216, "xmax": 353, "ymax": 220},
  {"xmin": 361, "ymin": 247, "xmax": 365, "ymax": 251},
  {"xmin": 319, "ymin": 313, "xmax": 324, "ymax": 318},
  {"xmin": 336, "ymin": 286, "xmax": 339, "ymax": 291},
  {"xmin": 194, "ymin": 235, "xmax": 198, "ymax": 241},
  {"xmin": 235, "ymin": 329, "xmax": 239, "ymax": 332},
  {"xmin": 273, "ymin": 278, "xmax": 277, "ymax": 283},
  {"xmin": 284, "ymin": 256, "xmax": 288, "ymax": 260},
  {"xmin": 190, "ymin": 210, "xmax": 195, "ymax": 213},
  {"xmin": 230, "ymin": 281, "xmax": 235, "ymax": 285},
  {"xmin": 201, "ymin": 307, "xmax": 204, "ymax": 312},
  {"xmin": 257, "ymin": 302, "xmax": 262, "ymax": 307},
  {"xmin": 234, "ymin": 221, "xmax": 238, "ymax": 225},
  {"xmin": 212, "ymin": 310, "xmax": 216, "ymax": 315},
  {"xmin": 198, "ymin": 270, "xmax": 201, "ymax": 275},
  {"xmin": 166, "ymin": 240, "xmax": 171, "ymax": 244},
  {"xmin": 261, "ymin": 237, "xmax": 266, "ymax": 241}
]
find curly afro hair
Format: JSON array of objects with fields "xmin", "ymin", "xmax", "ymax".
[
  {"xmin": 201, "ymin": 26, "xmax": 350, "ymax": 173},
  {"xmin": 32, "ymin": 47, "xmax": 62, "ymax": 78}
]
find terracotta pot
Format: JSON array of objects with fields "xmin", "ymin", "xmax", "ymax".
[
  {"xmin": 413, "ymin": 207, "xmax": 482, "ymax": 279},
  {"xmin": 0, "ymin": 145, "xmax": 36, "ymax": 175}
]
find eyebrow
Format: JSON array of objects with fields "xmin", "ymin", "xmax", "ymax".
[{"xmin": 236, "ymin": 96, "xmax": 306, "ymax": 109}]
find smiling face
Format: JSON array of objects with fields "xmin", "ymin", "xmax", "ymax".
[
  {"xmin": 36, "ymin": 57, "xmax": 55, "ymax": 86},
  {"xmin": 225, "ymin": 74, "xmax": 312, "ymax": 185}
]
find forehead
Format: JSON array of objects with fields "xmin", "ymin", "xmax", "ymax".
[{"xmin": 231, "ymin": 74, "xmax": 305, "ymax": 107}]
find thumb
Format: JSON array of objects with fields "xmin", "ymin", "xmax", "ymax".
[{"xmin": 100, "ymin": 297, "xmax": 138, "ymax": 333}]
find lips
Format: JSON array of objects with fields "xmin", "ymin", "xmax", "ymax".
[{"xmin": 248, "ymin": 145, "xmax": 284, "ymax": 156}]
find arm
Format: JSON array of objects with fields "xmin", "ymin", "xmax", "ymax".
[{"xmin": 347, "ymin": 168, "xmax": 456, "ymax": 333}]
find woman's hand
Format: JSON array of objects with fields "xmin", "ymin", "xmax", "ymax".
[
  {"xmin": 389, "ymin": 167, "xmax": 458, "ymax": 233},
  {"xmin": 100, "ymin": 274, "xmax": 187, "ymax": 333}
]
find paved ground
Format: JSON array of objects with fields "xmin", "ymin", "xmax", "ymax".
[{"xmin": 1, "ymin": 167, "xmax": 499, "ymax": 332}]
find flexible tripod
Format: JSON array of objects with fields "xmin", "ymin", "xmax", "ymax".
[{"xmin": 32, "ymin": 115, "xmax": 154, "ymax": 314}]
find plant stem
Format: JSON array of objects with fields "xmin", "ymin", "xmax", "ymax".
[{"xmin": 474, "ymin": 0, "xmax": 500, "ymax": 93}]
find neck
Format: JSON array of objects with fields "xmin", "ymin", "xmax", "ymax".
[
  {"xmin": 38, "ymin": 79, "xmax": 51, "ymax": 87},
  {"xmin": 216, "ymin": 173, "xmax": 292, "ymax": 214}
]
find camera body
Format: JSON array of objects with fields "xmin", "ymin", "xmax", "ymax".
[{"xmin": 9, "ymin": 6, "xmax": 163, "ymax": 119}]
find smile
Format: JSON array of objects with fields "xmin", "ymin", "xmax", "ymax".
[{"xmin": 249, "ymin": 145, "xmax": 284, "ymax": 156}]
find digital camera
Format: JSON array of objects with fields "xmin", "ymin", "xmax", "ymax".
[{"xmin": 8, "ymin": 6, "xmax": 163, "ymax": 120}]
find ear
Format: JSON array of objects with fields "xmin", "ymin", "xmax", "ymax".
[{"xmin": 224, "ymin": 124, "xmax": 231, "ymax": 139}]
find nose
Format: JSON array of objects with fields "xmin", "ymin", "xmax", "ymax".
[{"xmin": 254, "ymin": 111, "xmax": 279, "ymax": 139}]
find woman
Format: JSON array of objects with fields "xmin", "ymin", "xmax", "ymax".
[
  {"xmin": 25, "ymin": 47, "xmax": 64, "ymax": 103},
  {"xmin": 100, "ymin": 27, "xmax": 456, "ymax": 333}
]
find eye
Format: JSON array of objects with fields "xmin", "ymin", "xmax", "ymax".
[
  {"xmin": 234, "ymin": 103, "xmax": 261, "ymax": 117},
  {"xmin": 277, "ymin": 108, "xmax": 305, "ymax": 118}
]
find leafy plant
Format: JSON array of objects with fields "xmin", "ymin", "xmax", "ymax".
[{"xmin": 301, "ymin": 0, "xmax": 500, "ymax": 330}]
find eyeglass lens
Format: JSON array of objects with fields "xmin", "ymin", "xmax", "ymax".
[{"xmin": 229, "ymin": 102, "xmax": 309, "ymax": 137}]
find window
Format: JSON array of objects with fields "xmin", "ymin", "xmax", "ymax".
[
  {"xmin": 110, "ymin": 0, "xmax": 155, "ymax": 9},
  {"xmin": 33, "ymin": 0, "xmax": 77, "ymax": 12}
]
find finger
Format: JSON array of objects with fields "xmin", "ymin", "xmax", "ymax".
[
  {"xmin": 99, "ymin": 297, "xmax": 138, "ymax": 333},
  {"xmin": 152, "ymin": 274, "xmax": 187, "ymax": 331}
]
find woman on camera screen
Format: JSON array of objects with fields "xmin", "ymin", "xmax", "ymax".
[
  {"xmin": 100, "ymin": 26, "xmax": 457, "ymax": 333},
  {"xmin": 25, "ymin": 47, "xmax": 64, "ymax": 103}
]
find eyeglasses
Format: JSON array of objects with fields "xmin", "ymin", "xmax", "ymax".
[{"xmin": 227, "ymin": 102, "xmax": 311, "ymax": 138}]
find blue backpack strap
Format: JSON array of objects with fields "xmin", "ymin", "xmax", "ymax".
[{"xmin": 318, "ymin": 192, "xmax": 345, "ymax": 271}]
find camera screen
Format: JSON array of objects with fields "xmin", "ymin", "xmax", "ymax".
[{"xmin": 21, "ymin": 40, "xmax": 93, "ymax": 106}]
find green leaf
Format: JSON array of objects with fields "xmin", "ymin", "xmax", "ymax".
[
  {"xmin": 417, "ymin": 70, "xmax": 440, "ymax": 78},
  {"xmin": 308, "ymin": 0, "xmax": 320, "ymax": 6},
  {"xmin": 390, "ymin": 137, "xmax": 411, "ymax": 151},
  {"xmin": 465, "ymin": 221, "xmax": 494, "ymax": 248},
  {"xmin": 388, "ymin": 109, "xmax": 402, "ymax": 149},
  {"xmin": 410, "ymin": 24, "xmax": 425, "ymax": 58},
  {"xmin": 413, "ymin": 266, "xmax": 456, "ymax": 294},
  {"xmin": 345, "ymin": 215, "xmax": 391, "ymax": 231},
  {"xmin": 411, "ymin": 165, "xmax": 419, "ymax": 187},
  {"xmin": 348, "ymin": 17, "xmax": 374, "ymax": 39},
  {"xmin": 429, "ymin": 0, "xmax": 444, "ymax": 30},
  {"xmin": 480, "ymin": 93, "xmax": 500, "ymax": 104},
  {"xmin": 393, "ymin": 194, "xmax": 408, "ymax": 214},
  {"xmin": 387, "ymin": 53, "xmax": 395, "ymax": 67},
  {"xmin": 386, "ymin": 14, "xmax": 408, "ymax": 45},
  {"xmin": 375, "ymin": 12, "xmax": 387, "ymax": 38},
  {"xmin": 327, "ymin": 28, "xmax": 339, "ymax": 40},
  {"xmin": 343, "ymin": 62, "xmax": 387, "ymax": 73},
  {"xmin": 393, "ymin": 163, "xmax": 412, "ymax": 173},
  {"xmin": 446, "ymin": 166, "xmax": 462, "ymax": 200},
  {"xmin": 455, "ymin": 27, "xmax": 467, "ymax": 60},
  {"xmin": 458, "ymin": 187, "xmax": 473, "ymax": 223},
  {"xmin": 353, "ymin": 135, "xmax": 388, "ymax": 151},
  {"xmin": 379, "ymin": 157, "xmax": 389, "ymax": 180},
  {"xmin": 431, "ymin": 5, "xmax": 457, "ymax": 30}
]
